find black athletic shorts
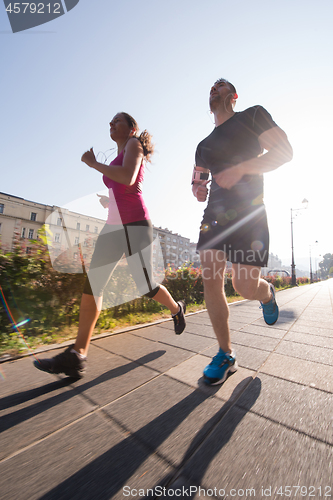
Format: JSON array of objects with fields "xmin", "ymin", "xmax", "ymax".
[
  {"xmin": 196, "ymin": 205, "xmax": 269, "ymax": 267},
  {"xmin": 83, "ymin": 220, "xmax": 160, "ymax": 298}
]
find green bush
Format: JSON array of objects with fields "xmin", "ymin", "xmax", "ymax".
[{"xmin": 1, "ymin": 235, "xmax": 310, "ymax": 354}]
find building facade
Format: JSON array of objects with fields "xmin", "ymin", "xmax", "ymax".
[
  {"xmin": 0, "ymin": 192, "xmax": 105, "ymax": 265},
  {"xmin": 0, "ymin": 193, "xmax": 196, "ymax": 269},
  {"xmin": 152, "ymin": 226, "xmax": 192, "ymax": 268}
]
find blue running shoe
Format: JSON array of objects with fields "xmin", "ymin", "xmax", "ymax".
[
  {"xmin": 203, "ymin": 348, "xmax": 238, "ymax": 385},
  {"xmin": 260, "ymin": 284, "xmax": 279, "ymax": 325}
]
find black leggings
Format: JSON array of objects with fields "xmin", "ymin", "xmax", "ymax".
[{"xmin": 83, "ymin": 220, "xmax": 160, "ymax": 298}]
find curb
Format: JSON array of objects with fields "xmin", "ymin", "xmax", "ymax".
[{"xmin": 0, "ymin": 298, "xmax": 249, "ymax": 364}]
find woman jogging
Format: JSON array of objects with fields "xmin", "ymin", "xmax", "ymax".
[{"xmin": 34, "ymin": 112, "xmax": 186, "ymax": 379}]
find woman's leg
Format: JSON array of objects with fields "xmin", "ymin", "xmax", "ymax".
[
  {"xmin": 73, "ymin": 293, "xmax": 103, "ymax": 356},
  {"xmin": 124, "ymin": 222, "xmax": 180, "ymax": 315},
  {"xmin": 150, "ymin": 284, "xmax": 179, "ymax": 315}
]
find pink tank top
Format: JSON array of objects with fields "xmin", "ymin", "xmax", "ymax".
[{"xmin": 103, "ymin": 150, "xmax": 150, "ymax": 225}]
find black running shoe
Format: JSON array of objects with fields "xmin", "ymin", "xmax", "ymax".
[
  {"xmin": 33, "ymin": 345, "xmax": 86, "ymax": 379},
  {"xmin": 173, "ymin": 301, "xmax": 186, "ymax": 335}
]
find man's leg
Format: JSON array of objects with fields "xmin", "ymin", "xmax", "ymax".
[
  {"xmin": 232, "ymin": 264, "xmax": 271, "ymax": 302},
  {"xmin": 232, "ymin": 264, "xmax": 279, "ymax": 325},
  {"xmin": 200, "ymin": 250, "xmax": 230, "ymax": 352},
  {"xmin": 200, "ymin": 250, "xmax": 237, "ymax": 385}
]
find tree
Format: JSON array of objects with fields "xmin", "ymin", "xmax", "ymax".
[{"xmin": 318, "ymin": 253, "xmax": 333, "ymax": 278}]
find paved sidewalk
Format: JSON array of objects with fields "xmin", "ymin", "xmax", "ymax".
[{"xmin": 0, "ymin": 280, "xmax": 332, "ymax": 500}]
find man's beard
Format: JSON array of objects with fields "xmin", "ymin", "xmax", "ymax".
[{"xmin": 209, "ymin": 94, "xmax": 222, "ymax": 113}]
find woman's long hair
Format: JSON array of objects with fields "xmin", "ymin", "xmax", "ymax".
[{"xmin": 121, "ymin": 112, "xmax": 154, "ymax": 162}]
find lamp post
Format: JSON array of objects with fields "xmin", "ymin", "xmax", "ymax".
[
  {"xmin": 309, "ymin": 241, "xmax": 318, "ymax": 283},
  {"xmin": 291, "ymin": 199, "xmax": 308, "ymax": 286}
]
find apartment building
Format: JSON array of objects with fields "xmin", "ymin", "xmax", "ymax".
[
  {"xmin": 0, "ymin": 193, "xmax": 196, "ymax": 269},
  {"xmin": 153, "ymin": 226, "xmax": 192, "ymax": 268},
  {"xmin": 0, "ymin": 192, "xmax": 105, "ymax": 264}
]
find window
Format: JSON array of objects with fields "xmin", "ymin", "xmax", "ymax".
[
  {"xmin": 93, "ymin": 240, "xmax": 96, "ymax": 248},
  {"xmin": 73, "ymin": 252, "xmax": 78, "ymax": 260},
  {"xmin": 28, "ymin": 229, "xmax": 34, "ymax": 239},
  {"xmin": 83, "ymin": 239, "xmax": 88, "ymax": 247},
  {"xmin": 167, "ymin": 237, "xmax": 171, "ymax": 241},
  {"xmin": 86, "ymin": 225, "xmax": 90, "ymax": 232},
  {"xmin": 76, "ymin": 222, "xmax": 80, "ymax": 230},
  {"xmin": 0, "ymin": 223, "xmax": 1, "ymax": 234},
  {"xmin": 26, "ymin": 247, "xmax": 31, "ymax": 254},
  {"xmin": 30, "ymin": 212, "xmax": 37, "ymax": 221},
  {"xmin": 0, "ymin": 204, "xmax": 4, "ymax": 214},
  {"xmin": 57, "ymin": 218, "xmax": 62, "ymax": 226},
  {"xmin": 21, "ymin": 227, "xmax": 26, "ymax": 238},
  {"xmin": 74, "ymin": 236, "xmax": 79, "ymax": 246},
  {"xmin": 55, "ymin": 233, "xmax": 60, "ymax": 243},
  {"xmin": 173, "ymin": 238, "xmax": 177, "ymax": 243},
  {"xmin": 94, "ymin": 226, "xmax": 98, "ymax": 234}
]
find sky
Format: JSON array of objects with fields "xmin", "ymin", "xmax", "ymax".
[{"xmin": 1, "ymin": 0, "xmax": 332, "ymax": 272}]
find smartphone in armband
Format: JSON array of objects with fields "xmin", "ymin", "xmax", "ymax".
[{"xmin": 191, "ymin": 166, "xmax": 210, "ymax": 185}]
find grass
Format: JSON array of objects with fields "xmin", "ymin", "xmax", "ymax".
[
  {"xmin": 0, "ymin": 296, "xmax": 247, "ymax": 358},
  {"xmin": 2, "ymin": 280, "xmax": 303, "ymax": 359}
]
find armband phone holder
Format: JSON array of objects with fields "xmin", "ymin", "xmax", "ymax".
[{"xmin": 192, "ymin": 168, "xmax": 209, "ymax": 185}]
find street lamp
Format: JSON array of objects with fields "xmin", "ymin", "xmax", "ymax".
[
  {"xmin": 291, "ymin": 199, "xmax": 308, "ymax": 286},
  {"xmin": 309, "ymin": 240, "xmax": 318, "ymax": 283}
]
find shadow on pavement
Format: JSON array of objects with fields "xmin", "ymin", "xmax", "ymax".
[
  {"xmin": 0, "ymin": 351, "xmax": 165, "ymax": 433},
  {"xmin": 39, "ymin": 377, "xmax": 260, "ymax": 500},
  {"xmin": 146, "ymin": 377, "xmax": 262, "ymax": 499}
]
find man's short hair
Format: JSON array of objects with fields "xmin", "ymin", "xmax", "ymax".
[{"xmin": 214, "ymin": 78, "xmax": 237, "ymax": 95}]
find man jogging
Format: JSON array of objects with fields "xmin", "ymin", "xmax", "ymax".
[{"xmin": 192, "ymin": 78, "xmax": 293, "ymax": 385}]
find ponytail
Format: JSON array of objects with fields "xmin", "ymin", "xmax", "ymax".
[
  {"xmin": 120, "ymin": 112, "xmax": 155, "ymax": 163},
  {"xmin": 137, "ymin": 129, "xmax": 154, "ymax": 162}
]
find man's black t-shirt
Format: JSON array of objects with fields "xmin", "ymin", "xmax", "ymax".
[{"xmin": 195, "ymin": 106, "xmax": 277, "ymax": 222}]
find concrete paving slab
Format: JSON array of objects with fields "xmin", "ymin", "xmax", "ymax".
[
  {"xmin": 261, "ymin": 352, "xmax": 333, "ymax": 393},
  {"xmin": 253, "ymin": 317, "xmax": 297, "ymax": 330},
  {"xmin": 104, "ymin": 375, "xmax": 226, "ymax": 467},
  {"xmin": 289, "ymin": 323, "xmax": 333, "ymax": 337},
  {"xmin": 295, "ymin": 317, "xmax": 333, "ymax": 329},
  {"xmin": 283, "ymin": 330, "xmax": 333, "ymax": 349},
  {"xmin": 239, "ymin": 323, "xmax": 287, "ymax": 339},
  {"xmin": 0, "ymin": 411, "xmax": 174, "ymax": 500},
  {"xmin": 231, "ymin": 331, "xmax": 281, "ymax": 351},
  {"xmin": 165, "ymin": 354, "xmax": 255, "ymax": 402},
  {"xmin": 0, "ymin": 355, "xmax": 57, "ymax": 398},
  {"xmin": 64, "ymin": 344, "xmax": 160, "ymax": 407},
  {"xmin": 95, "ymin": 333, "xmax": 195, "ymax": 373},
  {"xmin": 276, "ymin": 339, "xmax": 333, "ymax": 366},
  {"xmin": 131, "ymin": 325, "xmax": 218, "ymax": 353},
  {"xmin": 236, "ymin": 373, "xmax": 333, "ymax": 445},
  {"xmin": 300, "ymin": 310, "xmax": 333, "ymax": 319},
  {"xmin": 0, "ymin": 377, "xmax": 95, "ymax": 461},
  {"xmin": 148, "ymin": 320, "xmax": 217, "ymax": 338},
  {"xmin": 185, "ymin": 315, "xmax": 213, "ymax": 326},
  {"xmin": 229, "ymin": 343, "xmax": 271, "ymax": 371},
  {"xmin": 179, "ymin": 406, "xmax": 333, "ymax": 497},
  {"xmin": 228, "ymin": 319, "xmax": 252, "ymax": 330}
]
